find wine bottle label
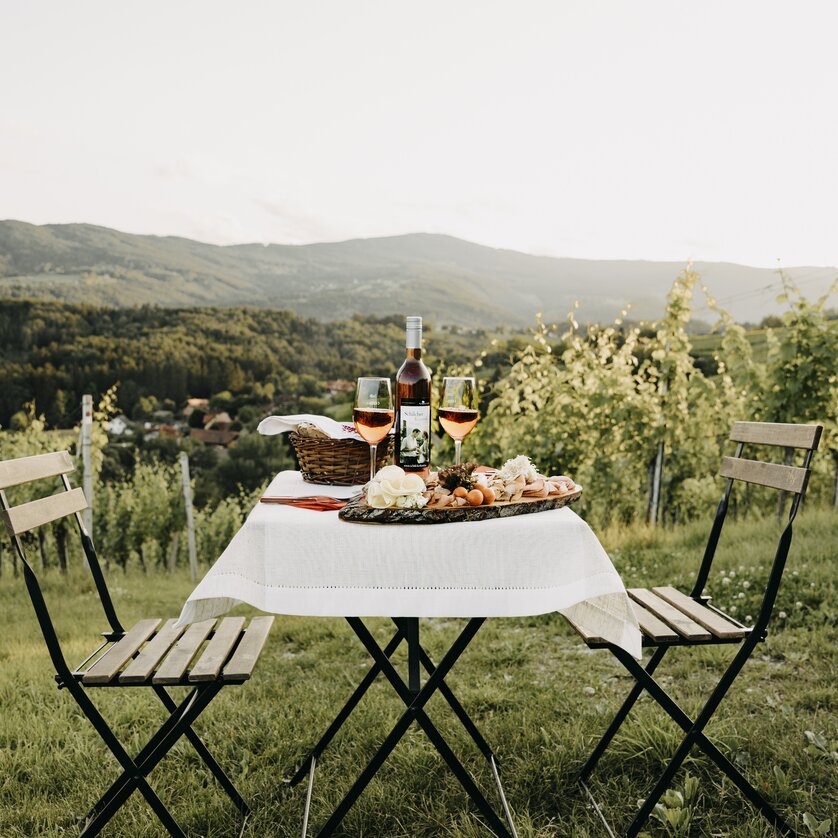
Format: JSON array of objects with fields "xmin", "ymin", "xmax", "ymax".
[{"xmin": 397, "ymin": 402, "xmax": 430, "ymax": 468}]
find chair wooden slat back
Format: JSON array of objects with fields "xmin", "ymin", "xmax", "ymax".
[
  {"xmin": 3, "ymin": 487, "xmax": 88, "ymax": 536},
  {"xmin": 0, "ymin": 452, "xmax": 88, "ymax": 540},
  {"xmin": 692, "ymin": 421, "xmax": 823, "ymax": 609},
  {"xmin": 719, "ymin": 457, "xmax": 809, "ymax": 494},
  {"xmin": 0, "ymin": 450, "xmax": 125, "ymax": 672},
  {"xmin": 716, "ymin": 421, "xmax": 822, "ymax": 494},
  {"xmin": 729, "ymin": 421, "xmax": 822, "ymax": 450},
  {"xmin": 0, "ymin": 450, "xmax": 75, "ymax": 490}
]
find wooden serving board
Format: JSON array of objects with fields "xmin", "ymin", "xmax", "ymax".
[{"xmin": 339, "ymin": 488, "xmax": 582, "ymax": 525}]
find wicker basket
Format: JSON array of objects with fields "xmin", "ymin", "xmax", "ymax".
[{"xmin": 290, "ymin": 432, "xmax": 394, "ymax": 485}]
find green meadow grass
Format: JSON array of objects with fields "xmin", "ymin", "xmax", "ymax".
[{"xmin": 1, "ymin": 510, "xmax": 835, "ymax": 837}]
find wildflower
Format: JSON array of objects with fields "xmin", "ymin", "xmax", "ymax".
[
  {"xmin": 778, "ymin": 611, "xmax": 787, "ymax": 619},
  {"xmin": 742, "ymin": 581, "xmax": 751, "ymax": 589}
]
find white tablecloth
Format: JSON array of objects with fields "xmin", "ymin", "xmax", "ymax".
[{"xmin": 177, "ymin": 471, "xmax": 641, "ymax": 658}]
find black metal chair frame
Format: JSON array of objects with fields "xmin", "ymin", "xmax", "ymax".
[
  {"xmin": 579, "ymin": 424, "xmax": 823, "ymax": 838},
  {"xmin": 286, "ymin": 616, "xmax": 518, "ymax": 838},
  {"xmin": 1, "ymin": 467, "xmax": 251, "ymax": 838}
]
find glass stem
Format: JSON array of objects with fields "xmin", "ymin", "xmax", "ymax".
[
  {"xmin": 369, "ymin": 443, "xmax": 377, "ymax": 482},
  {"xmin": 454, "ymin": 439, "xmax": 462, "ymax": 466}
]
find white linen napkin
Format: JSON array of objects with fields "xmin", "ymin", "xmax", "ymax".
[{"xmin": 257, "ymin": 413, "xmax": 363, "ymax": 441}]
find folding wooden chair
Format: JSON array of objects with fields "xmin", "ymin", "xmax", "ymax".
[
  {"xmin": 565, "ymin": 421, "xmax": 822, "ymax": 838},
  {"xmin": 0, "ymin": 451, "xmax": 274, "ymax": 838}
]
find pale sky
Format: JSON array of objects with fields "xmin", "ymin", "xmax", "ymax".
[{"xmin": 2, "ymin": 1, "xmax": 837, "ymax": 267}]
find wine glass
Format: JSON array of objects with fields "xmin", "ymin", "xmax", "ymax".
[
  {"xmin": 438, "ymin": 376, "xmax": 479, "ymax": 465},
  {"xmin": 353, "ymin": 377, "xmax": 395, "ymax": 482}
]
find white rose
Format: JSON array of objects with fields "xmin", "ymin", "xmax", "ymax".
[{"xmin": 365, "ymin": 466, "xmax": 427, "ymax": 508}]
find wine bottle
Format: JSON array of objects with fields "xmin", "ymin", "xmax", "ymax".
[{"xmin": 395, "ymin": 315, "xmax": 432, "ymax": 477}]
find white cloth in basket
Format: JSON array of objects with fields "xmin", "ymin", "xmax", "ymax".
[
  {"xmin": 176, "ymin": 471, "xmax": 641, "ymax": 658},
  {"xmin": 257, "ymin": 413, "xmax": 363, "ymax": 441}
]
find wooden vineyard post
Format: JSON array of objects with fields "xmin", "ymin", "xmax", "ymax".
[
  {"xmin": 167, "ymin": 532, "xmax": 180, "ymax": 576},
  {"xmin": 649, "ymin": 341, "xmax": 669, "ymax": 527},
  {"xmin": 81, "ymin": 394, "xmax": 94, "ymax": 569},
  {"xmin": 179, "ymin": 452, "xmax": 198, "ymax": 581},
  {"xmin": 649, "ymin": 440, "xmax": 665, "ymax": 526},
  {"xmin": 833, "ymin": 451, "xmax": 838, "ymax": 510}
]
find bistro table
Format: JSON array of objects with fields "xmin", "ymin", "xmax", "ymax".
[{"xmin": 177, "ymin": 470, "xmax": 641, "ymax": 837}]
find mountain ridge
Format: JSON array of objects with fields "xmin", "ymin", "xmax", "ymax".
[{"xmin": 1, "ymin": 220, "xmax": 834, "ymax": 325}]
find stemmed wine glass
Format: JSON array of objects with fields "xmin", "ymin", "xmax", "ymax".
[
  {"xmin": 353, "ymin": 377, "xmax": 395, "ymax": 482},
  {"xmin": 438, "ymin": 376, "xmax": 479, "ymax": 466}
]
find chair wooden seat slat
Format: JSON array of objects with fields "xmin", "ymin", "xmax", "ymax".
[
  {"xmin": 153, "ymin": 619, "xmax": 217, "ymax": 685},
  {"xmin": 223, "ymin": 616, "xmax": 275, "ymax": 682},
  {"xmin": 558, "ymin": 612, "xmax": 605, "ymax": 644},
  {"xmin": 189, "ymin": 617, "xmax": 247, "ymax": 682},
  {"xmin": 119, "ymin": 619, "xmax": 186, "ymax": 684},
  {"xmin": 627, "ymin": 588, "xmax": 712, "ymax": 640},
  {"xmin": 562, "ymin": 603, "xmax": 679, "ymax": 645},
  {"xmin": 631, "ymin": 601, "xmax": 680, "ymax": 643},
  {"xmin": 652, "ymin": 586, "xmax": 748, "ymax": 639},
  {"xmin": 5, "ymin": 487, "xmax": 88, "ymax": 535},
  {"xmin": 1, "ymin": 448, "xmax": 273, "ymax": 835},
  {"xmin": 569, "ymin": 421, "xmax": 822, "ymax": 838},
  {"xmin": 83, "ymin": 619, "xmax": 163, "ymax": 685}
]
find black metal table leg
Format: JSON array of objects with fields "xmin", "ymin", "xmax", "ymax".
[
  {"xmin": 350, "ymin": 617, "xmax": 512, "ymax": 837},
  {"xmin": 307, "ymin": 617, "xmax": 514, "ymax": 838},
  {"xmin": 406, "ymin": 617, "xmax": 421, "ymax": 694},
  {"xmin": 286, "ymin": 624, "xmax": 406, "ymax": 786},
  {"xmin": 417, "ymin": 641, "xmax": 497, "ymax": 763}
]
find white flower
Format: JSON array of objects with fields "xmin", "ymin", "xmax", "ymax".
[
  {"xmin": 498, "ymin": 455, "xmax": 542, "ymax": 483},
  {"xmin": 722, "ymin": 577, "xmax": 731, "ymax": 585},
  {"xmin": 742, "ymin": 581, "xmax": 751, "ymax": 589},
  {"xmin": 778, "ymin": 611, "xmax": 787, "ymax": 619},
  {"xmin": 365, "ymin": 466, "xmax": 427, "ymax": 509}
]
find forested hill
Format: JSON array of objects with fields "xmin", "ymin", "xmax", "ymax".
[
  {"xmin": 1, "ymin": 221, "xmax": 835, "ymax": 326},
  {"xmin": 0, "ymin": 300, "xmax": 493, "ymax": 428}
]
